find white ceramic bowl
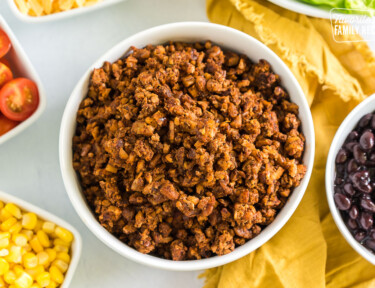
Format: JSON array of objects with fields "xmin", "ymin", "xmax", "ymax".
[
  {"xmin": 0, "ymin": 15, "xmax": 46, "ymax": 146},
  {"xmin": 326, "ymin": 93, "xmax": 375, "ymax": 265},
  {"xmin": 268, "ymin": 0, "xmax": 369, "ymax": 19},
  {"xmin": 0, "ymin": 190, "xmax": 82, "ymax": 287},
  {"xmin": 7, "ymin": 0, "xmax": 127, "ymax": 23},
  {"xmin": 59, "ymin": 22, "xmax": 315, "ymax": 271}
]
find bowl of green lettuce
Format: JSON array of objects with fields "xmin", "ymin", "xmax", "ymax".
[{"xmin": 268, "ymin": 0, "xmax": 375, "ymax": 18}]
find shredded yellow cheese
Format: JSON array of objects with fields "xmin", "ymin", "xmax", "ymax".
[{"xmin": 14, "ymin": 0, "xmax": 102, "ymax": 16}]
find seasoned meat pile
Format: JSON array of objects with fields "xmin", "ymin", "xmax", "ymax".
[{"xmin": 73, "ymin": 41, "xmax": 306, "ymax": 260}]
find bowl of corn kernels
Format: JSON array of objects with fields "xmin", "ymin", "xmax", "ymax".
[
  {"xmin": 7, "ymin": 0, "xmax": 127, "ymax": 22},
  {"xmin": 0, "ymin": 190, "xmax": 81, "ymax": 288}
]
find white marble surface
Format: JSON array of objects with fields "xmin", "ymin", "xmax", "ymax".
[
  {"xmin": 0, "ymin": 1, "xmax": 207, "ymax": 287},
  {"xmin": 0, "ymin": 1, "xmax": 374, "ymax": 287}
]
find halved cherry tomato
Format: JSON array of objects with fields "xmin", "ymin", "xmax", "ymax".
[
  {"xmin": 0, "ymin": 113, "xmax": 18, "ymax": 136},
  {"xmin": 0, "ymin": 78, "xmax": 39, "ymax": 122},
  {"xmin": 0, "ymin": 62, "xmax": 13, "ymax": 88},
  {"xmin": 0, "ymin": 29, "xmax": 11, "ymax": 58}
]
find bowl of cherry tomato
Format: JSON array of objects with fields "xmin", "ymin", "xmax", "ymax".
[{"xmin": 0, "ymin": 15, "xmax": 46, "ymax": 145}]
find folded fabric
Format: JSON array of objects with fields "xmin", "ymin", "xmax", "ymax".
[{"xmin": 202, "ymin": 0, "xmax": 375, "ymax": 287}]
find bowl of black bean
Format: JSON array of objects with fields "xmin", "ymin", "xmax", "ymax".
[{"xmin": 326, "ymin": 94, "xmax": 375, "ymax": 265}]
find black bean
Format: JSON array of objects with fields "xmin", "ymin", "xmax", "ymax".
[
  {"xmin": 354, "ymin": 170, "xmax": 370, "ymax": 180},
  {"xmin": 344, "ymin": 142, "xmax": 357, "ymax": 153},
  {"xmin": 335, "ymin": 177, "xmax": 344, "ymax": 185},
  {"xmin": 360, "ymin": 198, "xmax": 375, "ymax": 212},
  {"xmin": 355, "ymin": 231, "xmax": 366, "ymax": 242},
  {"xmin": 347, "ymin": 218, "xmax": 358, "ymax": 230},
  {"xmin": 343, "ymin": 183, "xmax": 356, "ymax": 196},
  {"xmin": 336, "ymin": 165, "xmax": 346, "ymax": 177},
  {"xmin": 370, "ymin": 229, "xmax": 375, "ymax": 239},
  {"xmin": 336, "ymin": 149, "xmax": 348, "ymax": 164},
  {"xmin": 365, "ymin": 239, "xmax": 375, "ymax": 251},
  {"xmin": 334, "ymin": 193, "xmax": 351, "ymax": 210},
  {"xmin": 361, "ymin": 194, "xmax": 372, "ymax": 201},
  {"xmin": 347, "ymin": 131, "xmax": 359, "ymax": 142},
  {"xmin": 349, "ymin": 205, "xmax": 359, "ymax": 219},
  {"xmin": 353, "ymin": 145, "xmax": 367, "ymax": 164},
  {"xmin": 347, "ymin": 159, "xmax": 359, "ymax": 173},
  {"xmin": 359, "ymin": 114, "xmax": 373, "ymax": 128},
  {"xmin": 357, "ymin": 182, "xmax": 372, "ymax": 194},
  {"xmin": 350, "ymin": 171, "xmax": 370, "ymax": 192},
  {"xmin": 360, "ymin": 131, "xmax": 375, "ymax": 150},
  {"xmin": 370, "ymin": 153, "xmax": 375, "ymax": 162},
  {"xmin": 371, "ymin": 115, "xmax": 375, "ymax": 130},
  {"xmin": 359, "ymin": 212, "xmax": 373, "ymax": 230},
  {"xmin": 334, "ymin": 186, "xmax": 343, "ymax": 195}
]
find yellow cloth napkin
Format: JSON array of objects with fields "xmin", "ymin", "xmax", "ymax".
[{"xmin": 203, "ymin": 0, "xmax": 375, "ymax": 287}]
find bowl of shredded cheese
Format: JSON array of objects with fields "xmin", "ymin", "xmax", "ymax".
[{"xmin": 7, "ymin": 0, "xmax": 127, "ymax": 22}]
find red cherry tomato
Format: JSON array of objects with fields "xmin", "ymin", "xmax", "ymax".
[
  {"xmin": 0, "ymin": 78, "xmax": 39, "ymax": 122},
  {"xmin": 0, "ymin": 58, "xmax": 10, "ymax": 67},
  {"xmin": 0, "ymin": 62, "xmax": 13, "ymax": 88},
  {"xmin": 0, "ymin": 113, "xmax": 18, "ymax": 136},
  {"xmin": 0, "ymin": 29, "xmax": 11, "ymax": 58}
]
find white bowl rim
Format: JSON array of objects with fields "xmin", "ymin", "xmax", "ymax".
[
  {"xmin": 267, "ymin": 0, "xmax": 372, "ymax": 19},
  {"xmin": 6, "ymin": 0, "xmax": 126, "ymax": 23},
  {"xmin": 59, "ymin": 21, "xmax": 315, "ymax": 271},
  {"xmin": 0, "ymin": 15, "xmax": 47, "ymax": 146},
  {"xmin": 326, "ymin": 93, "xmax": 375, "ymax": 265},
  {"xmin": 0, "ymin": 190, "xmax": 82, "ymax": 287}
]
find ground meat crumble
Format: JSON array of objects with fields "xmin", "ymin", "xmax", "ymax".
[{"xmin": 73, "ymin": 41, "xmax": 306, "ymax": 260}]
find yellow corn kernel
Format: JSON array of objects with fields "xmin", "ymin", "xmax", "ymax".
[
  {"xmin": 31, "ymin": 284, "xmax": 42, "ymax": 288},
  {"xmin": 37, "ymin": 251, "xmax": 49, "ymax": 266},
  {"xmin": 13, "ymin": 265, "xmax": 24, "ymax": 277},
  {"xmin": 0, "ymin": 238, "xmax": 9, "ymax": 248},
  {"xmin": 36, "ymin": 271, "xmax": 50, "ymax": 287},
  {"xmin": 1, "ymin": 217, "xmax": 17, "ymax": 231},
  {"xmin": 14, "ymin": 271, "xmax": 33, "ymax": 288},
  {"xmin": 25, "ymin": 265, "xmax": 44, "ymax": 279},
  {"xmin": 56, "ymin": 252, "xmax": 70, "ymax": 263},
  {"xmin": 34, "ymin": 220, "xmax": 43, "ymax": 232},
  {"xmin": 0, "ymin": 208, "xmax": 12, "ymax": 221},
  {"xmin": 23, "ymin": 253, "xmax": 38, "ymax": 269},
  {"xmin": 0, "ymin": 200, "xmax": 3, "ymax": 209},
  {"xmin": 29, "ymin": 237, "xmax": 43, "ymax": 254},
  {"xmin": 53, "ymin": 244, "xmax": 68, "ymax": 253},
  {"xmin": 51, "ymin": 259, "xmax": 68, "ymax": 273},
  {"xmin": 9, "ymin": 222, "xmax": 23, "ymax": 234},
  {"xmin": 0, "ymin": 258, "xmax": 9, "ymax": 275},
  {"xmin": 46, "ymin": 280, "xmax": 57, "ymax": 288},
  {"xmin": 7, "ymin": 246, "xmax": 22, "ymax": 263},
  {"xmin": 22, "ymin": 244, "xmax": 31, "ymax": 253},
  {"xmin": 0, "ymin": 232, "xmax": 10, "ymax": 240},
  {"xmin": 0, "ymin": 248, "xmax": 9, "ymax": 257},
  {"xmin": 0, "ymin": 276, "xmax": 5, "ymax": 287},
  {"xmin": 21, "ymin": 214, "xmax": 37, "ymax": 230},
  {"xmin": 4, "ymin": 204, "xmax": 22, "ymax": 220},
  {"xmin": 49, "ymin": 266, "xmax": 63, "ymax": 284},
  {"xmin": 55, "ymin": 226, "xmax": 73, "ymax": 243},
  {"xmin": 36, "ymin": 231, "xmax": 50, "ymax": 248},
  {"xmin": 4, "ymin": 270, "xmax": 16, "ymax": 284},
  {"xmin": 52, "ymin": 239, "xmax": 69, "ymax": 247},
  {"xmin": 45, "ymin": 249, "xmax": 56, "ymax": 262},
  {"xmin": 42, "ymin": 223, "xmax": 55, "ymax": 235},
  {"xmin": 21, "ymin": 230, "xmax": 33, "ymax": 241},
  {"xmin": 13, "ymin": 234, "xmax": 28, "ymax": 247}
]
